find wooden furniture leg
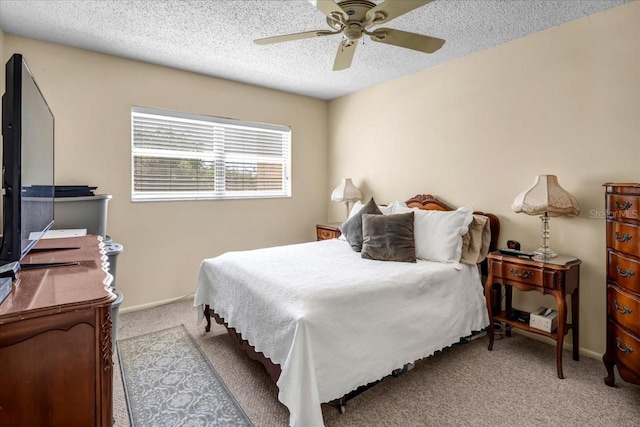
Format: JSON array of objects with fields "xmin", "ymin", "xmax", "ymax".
[
  {"xmin": 204, "ymin": 304, "xmax": 211, "ymax": 332},
  {"xmin": 485, "ymin": 273, "xmax": 496, "ymax": 351},
  {"xmin": 571, "ymin": 288, "xmax": 579, "ymax": 361},
  {"xmin": 554, "ymin": 291, "xmax": 566, "ymax": 379},
  {"xmin": 505, "ymin": 286, "xmax": 513, "ymax": 337}
]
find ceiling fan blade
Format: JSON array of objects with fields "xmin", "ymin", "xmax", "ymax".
[
  {"xmin": 366, "ymin": 0, "xmax": 434, "ymax": 26},
  {"xmin": 333, "ymin": 39, "xmax": 357, "ymax": 71},
  {"xmin": 309, "ymin": 0, "xmax": 348, "ymax": 23},
  {"xmin": 254, "ymin": 30, "xmax": 335, "ymax": 45},
  {"xmin": 369, "ymin": 28, "xmax": 445, "ymax": 54}
]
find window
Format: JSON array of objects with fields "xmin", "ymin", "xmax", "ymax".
[{"xmin": 131, "ymin": 106, "xmax": 291, "ymax": 201}]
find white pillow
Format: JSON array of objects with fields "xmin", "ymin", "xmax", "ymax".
[
  {"xmin": 348, "ymin": 201, "xmax": 365, "ymax": 219},
  {"xmin": 386, "ymin": 200, "xmax": 408, "ymax": 214},
  {"xmin": 348, "ymin": 200, "xmax": 406, "ymax": 217},
  {"xmin": 378, "ymin": 204, "xmax": 394, "ymax": 215},
  {"xmin": 412, "ymin": 207, "xmax": 474, "ymax": 263}
]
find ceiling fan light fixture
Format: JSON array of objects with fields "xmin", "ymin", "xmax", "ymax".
[{"xmin": 343, "ymin": 24, "xmax": 364, "ymax": 41}]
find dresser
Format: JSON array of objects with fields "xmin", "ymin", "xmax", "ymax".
[
  {"xmin": 603, "ymin": 183, "xmax": 640, "ymax": 387},
  {"xmin": 0, "ymin": 235, "xmax": 115, "ymax": 426}
]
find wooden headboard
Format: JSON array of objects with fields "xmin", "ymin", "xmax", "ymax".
[{"xmin": 405, "ymin": 194, "xmax": 501, "ymax": 275}]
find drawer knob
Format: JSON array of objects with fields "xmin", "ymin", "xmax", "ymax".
[
  {"xmin": 616, "ymin": 265, "xmax": 635, "ymax": 278},
  {"xmin": 616, "ymin": 337, "xmax": 634, "ymax": 354},
  {"xmin": 614, "ymin": 300, "xmax": 633, "ymax": 315},
  {"xmin": 510, "ymin": 268, "xmax": 533, "ymax": 279},
  {"xmin": 614, "ymin": 232, "xmax": 632, "ymax": 243},
  {"xmin": 615, "ymin": 201, "xmax": 633, "ymax": 211}
]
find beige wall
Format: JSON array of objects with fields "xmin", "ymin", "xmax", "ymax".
[
  {"xmin": 1, "ymin": 36, "xmax": 329, "ymax": 310},
  {"xmin": 1, "ymin": 2, "xmax": 637, "ymax": 356},
  {"xmin": 328, "ymin": 2, "xmax": 639, "ymax": 356}
]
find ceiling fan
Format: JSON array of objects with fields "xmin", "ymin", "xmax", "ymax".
[{"xmin": 254, "ymin": 0, "xmax": 445, "ymax": 71}]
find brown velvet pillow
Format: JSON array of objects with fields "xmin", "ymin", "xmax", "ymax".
[
  {"xmin": 340, "ymin": 197, "xmax": 382, "ymax": 252},
  {"xmin": 361, "ymin": 212, "xmax": 416, "ymax": 263}
]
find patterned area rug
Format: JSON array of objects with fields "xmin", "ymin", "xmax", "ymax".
[{"xmin": 118, "ymin": 325, "xmax": 254, "ymax": 427}]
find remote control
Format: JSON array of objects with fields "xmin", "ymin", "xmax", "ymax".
[{"xmin": 498, "ymin": 248, "xmax": 535, "ymax": 259}]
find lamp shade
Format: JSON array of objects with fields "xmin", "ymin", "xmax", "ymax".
[
  {"xmin": 511, "ymin": 175, "xmax": 579, "ymax": 217},
  {"xmin": 331, "ymin": 178, "xmax": 362, "ymax": 202}
]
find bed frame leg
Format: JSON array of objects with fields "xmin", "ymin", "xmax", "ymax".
[
  {"xmin": 336, "ymin": 397, "xmax": 346, "ymax": 414},
  {"xmin": 204, "ymin": 305, "xmax": 211, "ymax": 332}
]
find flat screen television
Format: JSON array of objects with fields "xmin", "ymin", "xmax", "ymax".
[{"xmin": 0, "ymin": 53, "xmax": 55, "ymax": 275}]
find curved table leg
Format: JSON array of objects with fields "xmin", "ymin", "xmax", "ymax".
[{"xmin": 555, "ymin": 293, "xmax": 567, "ymax": 379}]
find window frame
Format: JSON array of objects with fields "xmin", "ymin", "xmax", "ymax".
[{"xmin": 131, "ymin": 106, "xmax": 291, "ymax": 202}]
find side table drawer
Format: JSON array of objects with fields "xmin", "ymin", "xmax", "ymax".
[
  {"xmin": 607, "ymin": 284, "xmax": 640, "ymax": 336},
  {"xmin": 316, "ymin": 225, "xmax": 341, "ymax": 241},
  {"xmin": 493, "ymin": 260, "xmax": 560, "ymax": 289}
]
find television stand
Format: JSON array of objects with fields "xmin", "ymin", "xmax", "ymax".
[{"xmin": 0, "ymin": 235, "xmax": 115, "ymax": 426}]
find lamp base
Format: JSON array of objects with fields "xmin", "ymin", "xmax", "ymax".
[
  {"xmin": 533, "ymin": 213, "xmax": 557, "ymax": 260},
  {"xmin": 533, "ymin": 247, "xmax": 558, "ymax": 260}
]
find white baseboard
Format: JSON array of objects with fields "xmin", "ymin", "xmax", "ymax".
[{"xmin": 119, "ymin": 293, "xmax": 195, "ymax": 314}]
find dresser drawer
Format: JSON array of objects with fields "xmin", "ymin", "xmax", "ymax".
[
  {"xmin": 493, "ymin": 260, "xmax": 560, "ymax": 290},
  {"xmin": 607, "ymin": 284, "xmax": 640, "ymax": 336},
  {"xmin": 607, "ymin": 221, "xmax": 640, "ymax": 258},
  {"xmin": 607, "ymin": 251, "xmax": 640, "ymax": 294},
  {"xmin": 607, "ymin": 194, "xmax": 640, "ymax": 224},
  {"xmin": 607, "ymin": 321, "xmax": 640, "ymax": 377}
]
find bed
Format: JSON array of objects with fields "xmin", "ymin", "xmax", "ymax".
[{"xmin": 194, "ymin": 194, "xmax": 500, "ymax": 427}]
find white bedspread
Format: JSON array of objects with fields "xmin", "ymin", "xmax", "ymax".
[{"xmin": 194, "ymin": 239, "xmax": 489, "ymax": 427}]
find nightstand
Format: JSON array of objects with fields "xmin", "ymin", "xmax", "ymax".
[
  {"xmin": 484, "ymin": 252, "xmax": 581, "ymax": 379},
  {"xmin": 316, "ymin": 223, "xmax": 342, "ymax": 241}
]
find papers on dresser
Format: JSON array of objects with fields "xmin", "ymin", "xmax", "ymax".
[{"xmin": 29, "ymin": 229, "xmax": 87, "ymax": 240}]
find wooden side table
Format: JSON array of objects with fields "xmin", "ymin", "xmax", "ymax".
[
  {"xmin": 316, "ymin": 223, "xmax": 342, "ymax": 241},
  {"xmin": 484, "ymin": 252, "xmax": 581, "ymax": 378}
]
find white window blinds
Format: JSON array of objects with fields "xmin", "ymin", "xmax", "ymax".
[{"xmin": 131, "ymin": 106, "xmax": 291, "ymax": 201}]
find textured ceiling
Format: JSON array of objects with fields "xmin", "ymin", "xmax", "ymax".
[{"xmin": 0, "ymin": 0, "xmax": 630, "ymax": 100}]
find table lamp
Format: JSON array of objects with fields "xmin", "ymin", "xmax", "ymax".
[
  {"xmin": 331, "ymin": 178, "xmax": 362, "ymax": 219},
  {"xmin": 511, "ymin": 175, "xmax": 579, "ymax": 259}
]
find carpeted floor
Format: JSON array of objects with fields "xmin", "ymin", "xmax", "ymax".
[{"xmin": 113, "ymin": 299, "xmax": 640, "ymax": 427}]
